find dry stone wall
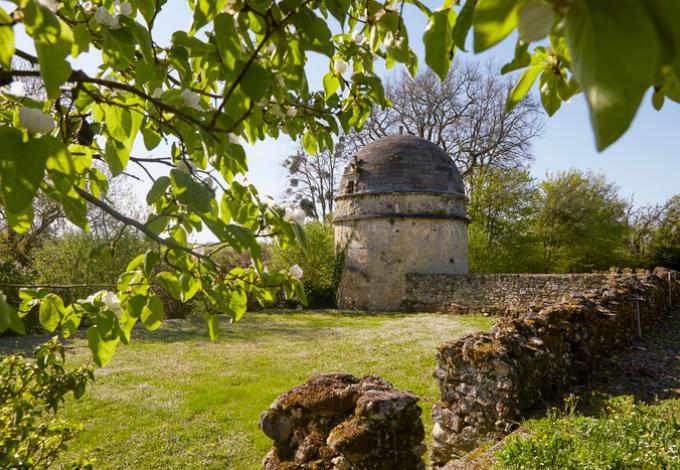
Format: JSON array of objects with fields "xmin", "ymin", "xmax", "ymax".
[
  {"xmin": 260, "ymin": 373, "xmax": 425, "ymax": 470},
  {"xmin": 430, "ymin": 269, "xmax": 680, "ymax": 467},
  {"xmin": 403, "ymin": 273, "xmax": 612, "ymax": 314}
]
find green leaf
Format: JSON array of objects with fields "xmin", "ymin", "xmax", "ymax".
[
  {"xmin": 327, "ymin": 0, "xmax": 350, "ymax": 24},
  {"xmin": 0, "ymin": 7, "xmax": 14, "ymax": 68},
  {"xmin": 228, "ymin": 289, "xmax": 248, "ymax": 321},
  {"xmin": 61, "ymin": 307, "xmax": 82, "ymax": 338},
  {"xmin": 452, "ymin": 0, "xmax": 475, "ymax": 51},
  {"xmin": 566, "ymin": 0, "xmax": 661, "ymax": 150},
  {"xmin": 643, "ymin": 0, "xmax": 680, "ymax": 78},
  {"xmin": 323, "ymin": 72, "xmax": 340, "ymax": 100},
  {"xmin": 501, "ymin": 41, "xmax": 531, "ymax": 74},
  {"xmin": 157, "ymin": 272, "xmax": 182, "ymax": 300},
  {"xmin": 143, "ymin": 251, "xmax": 161, "ymax": 277},
  {"xmin": 652, "ymin": 89, "xmax": 664, "ymax": 110},
  {"xmin": 506, "ymin": 66, "xmax": 541, "ymax": 112},
  {"xmin": 539, "ymin": 71, "xmax": 561, "ymax": 116},
  {"xmin": 0, "ymin": 295, "xmax": 24, "ymax": 334},
  {"xmin": 141, "ymin": 294, "xmax": 164, "ymax": 330},
  {"xmin": 203, "ymin": 313, "xmax": 219, "ymax": 340},
  {"xmin": 23, "ymin": 2, "xmax": 73, "ymax": 99},
  {"xmin": 0, "ymin": 128, "xmax": 48, "ymax": 214},
  {"xmin": 214, "ymin": 13, "xmax": 241, "ymax": 68},
  {"xmin": 170, "ymin": 170, "xmax": 213, "ymax": 213},
  {"xmin": 5, "ymin": 206, "xmax": 34, "ymax": 234},
  {"xmin": 424, "ymin": 8, "xmax": 455, "ymax": 81},
  {"xmin": 240, "ymin": 61, "xmax": 271, "ymax": 102},
  {"xmin": 473, "ymin": 0, "xmax": 520, "ymax": 52},
  {"xmin": 87, "ymin": 326, "xmax": 118, "ymax": 367},
  {"xmin": 146, "ymin": 176, "xmax": 171, "ymax": 205},
  {"xmin": 39, "ymin": 294, "xmax": 64, "ymax": 332},
  {"xmin": 180, "ymin": 273, "xmax": 201, "ymax": 302},
  {"xmin": 517, "ymin": 0, "xmax": 554, "ymax": 43},
  {"xmin": 191, "ymin": 0, "xmax": 227, "ymax": 33}
]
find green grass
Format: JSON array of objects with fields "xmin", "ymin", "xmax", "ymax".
[
  {"xmin": 495, "ymin": 395, "xmax": 680, "ymax": 470},
  {"xmin": 1, "ymin": 310, "xmax": 493, "ymax": 469}
]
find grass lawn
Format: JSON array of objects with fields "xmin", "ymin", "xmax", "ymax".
[
  {"xmin": 495, "ymin": 395, "xmax": 680, "ymax": 469},
  {"xmin": 0, "ymin": 310, "xmax": 493, "ymax": 469}
]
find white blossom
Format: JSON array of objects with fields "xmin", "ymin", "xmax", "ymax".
[
  {"xmin": 181, "ymin": 89, "xmax": 202, "ymax": 111},
  {"xmin": 19, "ymin": 107, "xmax": 55, "ymax": 134},
  {"xmin": 100, "ymin": 291, "xmax": 121, "ymax": 315},
  {"xmin": 37, "ymin": 0, "xmax": 59, "ymax": 13},
  {"xmin": 222, "ymin": 0, "xmax": 240, "ymax": 15},
  {"xmin": 228, "ymin": 133, "xmax": 240, "ymax": 144},
  {"xmin": 94, "ymin": 6, "xmax": 120, "ymax": 29},
  {"xmin": 204, "ymin": 177, "xmax": 217, "ymax": 191},
  {"xmin": 177, "ymin": 160, "xmax": 196, "ymax": 174},
  {"xmin": 113, "ymin": 0, "xmax": 132, "ymax": 16},
  {"xmin": 351, "ymin": 31, "xmax": 364, "ymax": 44},
  {"xmin": 286, "ymin": 107, "xmax": 297, "ymax": 117},
  {"xmin": 289, "ymin": 264, "xmax": 304, "ymax": 279},
  {"xmin": 81, "ymin": 1, "xmax": 95, "ymax": 13},
  {"xmin": 264, "ymin": 42, "xmax": 277, "ymax": 56},
  {"xmin": 284, "ymin": 206, "xmax": 307, "ymax": 225},
  {"xmin": 8, "ymin": 81, "xmax": 25, "ymax": 96},
  {"xmin": 333, "ymin": 58, "xmax": 348, "ymax": 76}
]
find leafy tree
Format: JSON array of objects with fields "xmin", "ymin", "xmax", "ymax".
[
  {"xmin": 536, "ymin": 170, "xmax": 632, "ymax": 273},
  {"xmin": 630, "ymin": 195, "xmax": 680, "ymax": 270},
  {"xmin": 468, "ymin": 168, "xmax": 545, "ymax": 273},
  {"xmin": 0, "ymin": 0, "xmax": 678, "ymax": 365},
  {"xmin": 282, "ymin": 136, "xmax": 352, "ymax": 221},
  {"xmin": 350, "ymin": 63, "xmax": 544, "ymax": 179}
]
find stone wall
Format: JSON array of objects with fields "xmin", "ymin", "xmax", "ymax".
[
  {"xmin": 430, "ymin": 269, "xmax": 680, "ymax": 467},
  {"xmin": 403, "ymin": 273, "xmax": 613, "ymax": 314},
  {"xmin": 260, "ymin": 373, "xmax": 425, "ymax": 470}
]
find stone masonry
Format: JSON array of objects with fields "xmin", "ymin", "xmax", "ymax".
[
  {"xmin": 430, "ymin": 269, "xmax": 680, "ymax": 467},
  {"xmin": 403, "ymin": 273, "xmax": 612, "ymax": 314},
  {"xmin": 260, "ymin": 373, "xmax": 425, "ymax": 470},
  {"xmin": 333, "ymin": 135, "xmax": 469, "ymax": 311}
]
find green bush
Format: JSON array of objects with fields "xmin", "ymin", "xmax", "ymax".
[
  {"xmin": 496, "ymin": 395, "xmax": 680, "ymax": 469},
  {"xmin": 268, "ymin": 221, "xmax": 338, "ymax": 308},
  {"xmin": 31, "ymin": 232, "xmax": 149, "ymax": 304},
  {"xmin": 1, "ymin": 338, "xmax": 94, "ymax": 469}
]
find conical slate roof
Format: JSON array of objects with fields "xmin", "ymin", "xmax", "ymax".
[{"xmin": 338, "ymin": 135, "xmax": 465, "ymax": 196}]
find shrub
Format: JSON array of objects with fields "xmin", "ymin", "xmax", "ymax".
[
  {"xmin": 0, "ymin": 338, "xmax": 94, "ymax": 469},
  {"xmin": 268, "ymin": 221, "xmax": 338, "ymax": 308},
  {"xmin": 31, "ymin": 232, "xmax": 149, "ymax": 304}
]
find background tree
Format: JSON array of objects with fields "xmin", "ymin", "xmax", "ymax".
[
  {"xmin": 468, "ymin": 168, "xmax": 544, "ymax": 273},
  {"xmin": 281, "ymin": 136, "xmax": 352, "ymax": 221},
  {"xmin": 536, "ymin": 170, "xmax": 633, "ymax": 273},
  {"xmin": 349, "ymin": 63, "xmax": 544, "ymax": 180},
  {"xmin": 629, "ymin": 195, "xmax": 680, "ymax": 270}
]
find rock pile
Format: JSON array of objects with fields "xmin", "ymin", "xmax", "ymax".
[
  {"xmin": 431, "ymin": 269, "xmax": 679, "ymax": 467},
  {"xmin": 260, "ymin": 373, "xmax": 425, "ymax": 470}
]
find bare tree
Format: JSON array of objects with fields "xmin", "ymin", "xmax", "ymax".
[
  {"xmin": 350, "ymin": 61, "xmax": 544, "ymax": 182},
  {"xmin": 281, "ymin": 136, "xmax": 352, "ymax": 221}
]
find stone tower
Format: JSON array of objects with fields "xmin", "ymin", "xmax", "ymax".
[{"xmin": 333, "ymin": 135, "xmax": 469, "ymax": 310}]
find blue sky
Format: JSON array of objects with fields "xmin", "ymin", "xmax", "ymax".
[{"xmin": 5, "ymin": 0, "xmax": 679, "ymax": 208}]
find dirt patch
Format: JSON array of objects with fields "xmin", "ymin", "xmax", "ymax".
[{"xmin": 572, "ymin": 314, "xmax": 680, "ymax": 403}]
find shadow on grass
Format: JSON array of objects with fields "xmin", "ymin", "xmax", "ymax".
[{"xmin": 0, "ymin": 309, "xmax": 422, "ymax": 355}]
